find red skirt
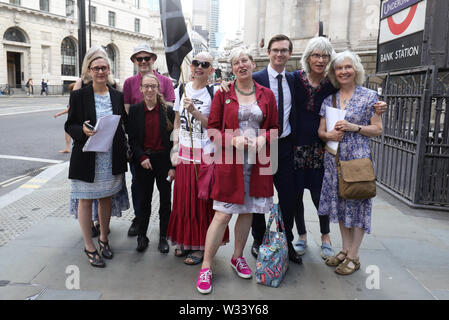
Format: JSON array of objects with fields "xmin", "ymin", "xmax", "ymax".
[{"xmin": 167, "ymin": 162, "xmax": 229, "ymax": 250}]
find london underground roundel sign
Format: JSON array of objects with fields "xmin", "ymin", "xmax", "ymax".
[{"xmin": 379, "ymin": 0, "xmax": 426, "ymax": 44}]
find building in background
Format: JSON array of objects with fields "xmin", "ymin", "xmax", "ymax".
[
  {"xmin": 0, "ymin": 0, "xmax": 168, "ymax": 90},
  {"xmin": 243, "ymin": 0, "xmax": 380, "ymax": 75}
]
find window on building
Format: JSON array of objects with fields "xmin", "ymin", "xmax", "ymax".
[
  {"xmin": 66, "ymin": 0, "xmax": 75, "ymax": 18},
  {"xmin": 108, "ymin": 11, "xmax": 116, "ymax": 27},
  {"xmin": 40, "ymin": 0, "xmax": 49, "ymax": 12},
  {"xmin": 90, "ymin": 6, "xmax": 96, "ymax": 23},
  {"xmin": 61, "ymin": 37, "xmax": 77, "ymax": 76},
  {"xmin": 9, "ymin": 0, "xmax": 21, "ymax": 5},
  {"xmin": 134, "ymin": 0, "xmax": 140, "ymax": 9},
  {"xmin": 105, "ymin": 44, "xmax": 118, "ymax": 79},
  {"xmin": 135, "ymin": 18, "xmax": 140, "ymax": 33},
  {"xmin": 3, "ymin": 27, "xmax": 27, "ymax": 43}
]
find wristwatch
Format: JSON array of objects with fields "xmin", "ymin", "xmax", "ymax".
[{"xmin": 357, "ymin": 126, "xmax": 362, "ymax": 133}]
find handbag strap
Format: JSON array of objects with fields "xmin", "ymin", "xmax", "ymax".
[
  {"xmin": 263, "ymin": 204, "xmax": 286, "ymax": 245},
  {"xmin": 332, "ymin": 93, "xmax": 374, "ymax": 165}
]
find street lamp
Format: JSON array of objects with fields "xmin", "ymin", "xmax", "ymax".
[{"xmin": 77, "ymin": 0, "xmax": 87, "ymax": 75}]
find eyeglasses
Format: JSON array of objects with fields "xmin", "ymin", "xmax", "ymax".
[
  {"xmin": 270, "ymin": 49, "xmax": 290, "ymax": 55},
  {"xmin": 192, "ymin": 60, "xmax": 211, "ymax": 68},
  {"xmin": 135, "ymin": 56, "xmax": 152, "ymax": 62},
  {"xmin": 310, "ymin": 53, "xmax": 330, "ymax": 60},
  {"xmin": 89, "ymin": 66, "xmax": 109, "ymax": 73},
  {"xmin": 141, "ymin": 84, "xmax": 158, "ymax": 90}
]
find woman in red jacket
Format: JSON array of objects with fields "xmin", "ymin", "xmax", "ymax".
[{"xmin": 196, "ymin": 48, "xmax": 279, "ymax": 294}]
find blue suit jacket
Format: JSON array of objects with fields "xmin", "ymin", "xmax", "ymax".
[{"xmin": 252, "ymin": 67, "xmax": 296, "ymax": 138}]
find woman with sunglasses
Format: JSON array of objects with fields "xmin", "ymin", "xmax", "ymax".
[
  {"xmin": 167, "ymin": 52, "xmax": 229, "ymax": 266},
  {"xmin": 127, "ymin": 73, "xmax": 176, "ymax": 254},
  {"xmin": 65, "ymin": 55, "xmax": 128, "ymax": 268}
]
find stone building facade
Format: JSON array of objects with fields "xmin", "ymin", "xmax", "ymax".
[
  {"xmin": 0, "ymin": 0, "xmax": 167, "ymax": 89},
  {"xmin": 243, "ymin": 0, "xmax": 380, "ymax": 75}
]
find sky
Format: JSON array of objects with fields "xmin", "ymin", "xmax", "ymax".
[{"xmin": 181, "ymin": 0, "xmax": 245, "ymax": 40}]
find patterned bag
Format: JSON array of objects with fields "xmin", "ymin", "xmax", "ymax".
[{"xmin": 255, "ymin": 204, "xmax": 289, "ymax": 288}]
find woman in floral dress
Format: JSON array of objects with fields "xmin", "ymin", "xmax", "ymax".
[{"xmin": 317, "ymin": 51, "xmax": 383, "ymax": 275}]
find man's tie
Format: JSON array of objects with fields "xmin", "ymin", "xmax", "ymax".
[{"xmin": 276, "ymin": 74, "xmax": 284, "ymax": 137}]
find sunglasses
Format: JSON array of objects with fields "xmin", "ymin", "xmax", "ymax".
[
  {"xmin": 135, "ymin": 56, "xmax": 152, "ymax": 62},
  {"xmin": 192, "ymin": 60, "xmax": 211, "ymax": 68}
]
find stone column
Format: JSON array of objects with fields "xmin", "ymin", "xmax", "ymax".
[{"xmin": 328, "ymin": 0, "xmax": 351, "ymax": 51}]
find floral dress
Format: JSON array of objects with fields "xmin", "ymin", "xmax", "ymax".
[{"xmin": 317, "ymin": 86, "xmax": 378, "ymax": 233}]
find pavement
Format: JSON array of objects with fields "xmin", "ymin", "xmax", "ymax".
[{"xmin": 0, "ymin": 162, "xmax": 449, "ymax": 301}]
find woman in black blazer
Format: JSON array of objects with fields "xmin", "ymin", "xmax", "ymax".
[
  {"xmin": 128, "ymin": 73, "xmax": 175, "ymax": 254},
  {"xmin": 65, "ymin": 56, "xmax": 128, "ymax": 268}
]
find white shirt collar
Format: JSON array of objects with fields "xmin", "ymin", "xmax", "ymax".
[{"xmin": 267, "ymin": 64, "xmax": 286, "ymax": 79}]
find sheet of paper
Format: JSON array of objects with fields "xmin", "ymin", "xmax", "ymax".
[
  {"xmin": 325, "ymin": 106, "xmax": 346, "ymax": 154},
  {"xmin": 82, "ymin": 114, "xmax": 121, "ymax": 152}
]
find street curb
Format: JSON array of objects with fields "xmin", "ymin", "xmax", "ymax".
[{"xmin": 0, "ymin": 161, "xmax": 69, "ymax": 210}]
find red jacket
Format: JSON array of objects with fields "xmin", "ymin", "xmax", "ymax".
[{"xmin": 207, "ymin": 81, "xmax": 279, "ymax": 204}]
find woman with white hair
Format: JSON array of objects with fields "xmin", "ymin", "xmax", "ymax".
[
  {"xmin": 317, "ymin": 50, "xmax": 383, "ymax": 275},
  {"xmin": 195, "ymin": 48, "xmax": 279, "ymax": 294},
  {"xmin": 167, "ymin": 52, "xmax": 229, "ymax": 265},
  {"xmin": 291, "ymin": 37, "xmax": 386, "ymax": 260}
]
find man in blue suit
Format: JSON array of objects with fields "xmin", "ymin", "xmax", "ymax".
[{"xmin": 251, "ymin": 34, "xmax": 302, "ymax": 264}]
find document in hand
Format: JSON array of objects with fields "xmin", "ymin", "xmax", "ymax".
[
  {"xmin": 82, "ymin": 114, "xmax": 121, "ymax": 152},
  {"xmin": 325, "ymin": 106, "xmax": 346, "ymax": 155}
]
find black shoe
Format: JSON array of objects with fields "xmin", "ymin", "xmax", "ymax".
[
  {"xmin": 158, "ymin": 236, "xmax": 169, "ymax": 254},
  {"xmin": 98, "ymin": 239, "xmax": 114, "ymax": 259},
  {"xmin": 251, "ymin": 241, "xmax": 260, "ymax": 259},
  {"xmin": 136, "ymin": 236, "xmax": 149, "ymax": 253},
  {"xmin": 288, "ymin": 242, "xmax": 303, "ymax": 264},
  {"xmin": 128, "ymin": 218, "xmax": 139, "ymax": 237}
]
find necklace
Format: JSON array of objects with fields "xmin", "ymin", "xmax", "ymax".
[{"xmin": 235, "ymin": 82, "xmax": 255, "ymax": 96}]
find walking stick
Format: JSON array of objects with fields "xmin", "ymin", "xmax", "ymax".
[{"xmin": 180, "ymin": 67, "xmax": 199, "ymax": 182}]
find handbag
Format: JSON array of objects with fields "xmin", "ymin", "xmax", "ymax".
[
  {"xmin": 197, "ymin": 162, "xmax": 215, "ymax": 200},
  {"xmin": 336, "ymin": 149, "xmax": 376, "ymax": 200},
  {"xmin": 330, "ymin": 93, "xmax": 376, "ymax": 200},
  {"xmin": 255, "ymin": 204, "xmax": 289, "ymax": 288}
]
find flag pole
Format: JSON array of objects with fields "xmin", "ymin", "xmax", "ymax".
[{"xmin": 180, "ymin": 65, "xmax": 198, "ymax": 182}]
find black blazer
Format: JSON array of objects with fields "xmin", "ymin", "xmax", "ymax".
[
  {"xmin": 127, "ymin": 101, "xmax": 175, "ymax": 168},
  {"xmin": 65, "ymin": 84, "xmax": 128, "ymax": 183},
  {"xmin": 252, "ymin": 67, "xmax": 296, "ymax": 137}
]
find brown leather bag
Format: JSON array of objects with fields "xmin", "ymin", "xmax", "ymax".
[
  {"xmin": 336, "ymin": 150, "xmax": 376, "ymax": 200},
  {"xmin": 331, "ymin": 94, "xmax": 376, "ymax": 200}
]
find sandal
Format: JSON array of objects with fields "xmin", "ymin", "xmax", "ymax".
[
  {"xmin": 184, "ymin": 252, "xmax": 204, "ymax": 265},
  {"xmin": 98, "ymin": 239, "xmax": 113, "ymax": 259},
  {"xmin": 84, "ymin": 248, "xmax": 105, "ymax": 268},
  {"xmin": 335, "ymin": 257, "xmax": 360, "ymax": 275},
  {"xmin": 174, "ymin": 246, "xmax": 189, "ymax": 257},
  {"xmin": 325, "ymin": 251, "xmax": 347, "ymax": 267}
]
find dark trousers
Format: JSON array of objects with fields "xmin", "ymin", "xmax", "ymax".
[
  {"xmin": 295, "ymin": 188, "xmax": 330, "ymax": 236},
  {"xmin": 129, "ymin": 163, "xmax": 141, "ymax": 217},
  {"xmin": 135, "ymin": 153, "xmax": 172, "ymax": 238},
  {"xmin": 252, "ymin": 135, "xmax": 297, "ymax": 244}
]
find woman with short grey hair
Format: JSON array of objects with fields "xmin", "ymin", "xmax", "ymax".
[
  {"xmin": 317, "ymin": 50, "xmax": 383, "ymax": 275},
  {"xmin": 291, "ymin": 38, "xmax": 386, "ymax": 261}
]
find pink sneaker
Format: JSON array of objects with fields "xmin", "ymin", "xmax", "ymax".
[
  {"xmin": 196, "ymin": 268, "xmax": 212, "ymax": 294},
  {"xmin": 230, "ymin": 256, "xmax": 252, "ymax": 279}
]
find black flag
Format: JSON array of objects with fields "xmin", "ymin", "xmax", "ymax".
[{"xmin": 159, "ymin": 0, "xmax": 193, "ymax": 81}]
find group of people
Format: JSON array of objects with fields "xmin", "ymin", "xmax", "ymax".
[{"xmin": 64, "ymin": 34, "xmax": 387, "ymax": 294}]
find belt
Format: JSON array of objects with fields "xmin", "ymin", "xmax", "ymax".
[{"xmin": 144, "ymin": 149, "xmax": 165, "ymax": 155}]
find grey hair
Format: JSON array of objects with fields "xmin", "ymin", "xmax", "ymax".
[
  {"xmin": 301, "ymin": 37, "xmax": 335, "ymax": 74},
  {"xmin": 228, "ymin": 47, "xmax": 254, "ymax": 65},
  {"xmin": 194, "ymin": 51, "xmax": 214, "ymax": 63},
  {"xmin": 327, "ymin": 51, "xmax": 365, "ymax": 88},
  {"xmin": 81, "ymin": 46, "xmax": 115, "ymax": 85}
]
